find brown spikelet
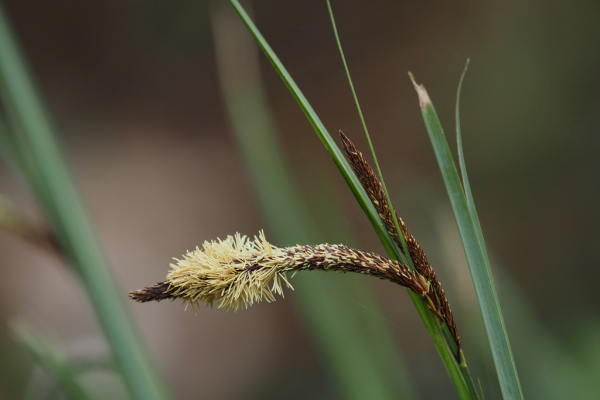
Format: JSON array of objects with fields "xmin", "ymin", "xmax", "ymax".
[
  {"xmin": 339, "ymin": 132, "xmax": 402, "ymax": 252},
  {"xmin": 339, "ymin": 131, "xmax": 460, "ymax": 353},
  {"xmin": 400, "ymin": 221, "xmax": 459, "ymax": 350}
]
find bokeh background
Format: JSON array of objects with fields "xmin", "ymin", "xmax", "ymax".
[{"xmin": 1, "ymin": 0, "xmax": 599, "ymax": 399}]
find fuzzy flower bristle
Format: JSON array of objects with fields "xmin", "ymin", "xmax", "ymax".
[{"xmin": 164, "ymin": 231, "xmax": 291, "ymax": 311}]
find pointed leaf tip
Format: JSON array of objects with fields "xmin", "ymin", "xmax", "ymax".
[{"xmin": 408, "ymin": 72, "xmax": 432, "ymax": 109}]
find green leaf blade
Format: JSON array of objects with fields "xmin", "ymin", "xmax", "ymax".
[{"xmin": 411, "ymin": 74, "xmax": 524, "ymax": 400}]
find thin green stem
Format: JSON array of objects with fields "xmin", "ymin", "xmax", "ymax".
[{"xmin": 455, "ymin": 59, "xmax": 491, "ymax": 270}]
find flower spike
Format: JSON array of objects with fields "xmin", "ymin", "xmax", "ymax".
[{"xmin": 129, "ymin": 231, "xmax": 441, "ymax": 318}]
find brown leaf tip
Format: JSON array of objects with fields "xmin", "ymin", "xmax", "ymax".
[{"xmin": 408, "ymin": 71, "xmax": 432, "ymax": 109}]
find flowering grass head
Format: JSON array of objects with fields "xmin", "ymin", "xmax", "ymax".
[{"xmin": 129, "ymin": 231, "xmax": 431, "ymax": 311}]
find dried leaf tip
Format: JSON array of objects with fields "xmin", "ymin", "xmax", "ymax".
[{"xmin": 408, "ymin": 71, "xmax": 432, "ymax": 109}]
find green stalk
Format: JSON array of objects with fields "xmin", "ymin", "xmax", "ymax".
[
  {"xmin": 410, "ymin": 71, "xmax": 524, "ymax": 399},
  {"xmin": 227, "ymin": 0, "xmax": 473, "ymax": 398},
  {"xmin": 0, "ymin": 3, "xmax": 173, "ymax": 400}
]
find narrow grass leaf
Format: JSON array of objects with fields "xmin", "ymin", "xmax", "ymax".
[
  {"xmin": 455, "ymin": 59, "xmax": 491, "ymax": 270},
  {"xmin": 410, "ymin": 72, "xmax": 524, "ymax": 399}
]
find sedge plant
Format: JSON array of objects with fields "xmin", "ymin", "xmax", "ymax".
[
  {"xmin": 0, "ymin": 0, "xmax": 542, "ymax": 397},
  {"xmin": 131, "ymin": 1, "xmax": 524, "ymax": 399}
]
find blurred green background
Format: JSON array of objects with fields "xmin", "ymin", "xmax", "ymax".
[{"xmin": 0, "ymin": 0, "xmax": 599, "ymax": 399}]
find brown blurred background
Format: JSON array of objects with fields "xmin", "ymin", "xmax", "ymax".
[{"xmin": 1, "ymin": 0, "xmax": 599, "ymax": 399}]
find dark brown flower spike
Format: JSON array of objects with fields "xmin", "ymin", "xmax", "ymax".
[{"xmin": 339, "ymin": 130, "xmax": 460, "ymax": 353}]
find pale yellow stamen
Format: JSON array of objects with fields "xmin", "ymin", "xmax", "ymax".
[{"xmin": 166, "ymin": 231, "xmax": 293, "ymax": 311}]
